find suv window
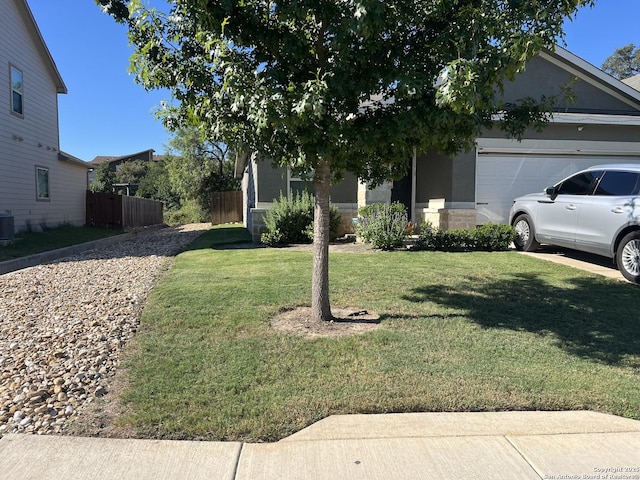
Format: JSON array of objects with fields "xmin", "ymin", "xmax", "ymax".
[
  {"xmin": 556, "ymin": 170, "xmax": 602, "ymax": 195},
  {"xmin": 594, "ymin": 171, "xmax": 640, "ymax": 196}
]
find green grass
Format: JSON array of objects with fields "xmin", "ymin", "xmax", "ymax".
[
  {"xmin": 0, "ymin": 224, "xmax": 124, "ymax": 262},
  {"xmin": 119, "ymin": 226, "xmax": 640, "ymax": 442}
]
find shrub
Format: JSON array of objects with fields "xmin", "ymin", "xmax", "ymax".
[
  {"xmin": 357, "ymin": 202, "xmax": 409, "ymax": 250},
  {"xmin": 415, "ymin": 222, "xmax": 515, "ymax": 252},
  {"xmin": 165, "ymin": 199, "xmax": 208, "ymax": 224},
  {"xmin": 470, "ymin": 223, "xmax": 515, "ymax": 251},
  {"xmin": 261, "ymin": 191, "xmax": 341, "ymax": 246}
]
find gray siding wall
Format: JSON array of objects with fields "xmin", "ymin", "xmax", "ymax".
[
  {"xmin": 415, "ymin": 150, "xmax": 453, "ymax": 204},
  {"xmin": 484, "ymin": 122, "xmax": 640, "ymax": 143},
  {"xmin": 329, "ymin": 172, "xmax": 357, "ymax": 203},
  {"xmin": 256, "ymin": 162, "xmax": 358, "ymax": 204},
  {"xmin": 0, "ymin": 0, "xmax": 86, "ymax": 232},
  {"xmin": 502, "ymin": 55, "xmax": 637, "ymax": 114},
  {"xmin": 256, "ymin": 162, "xmax": 287, "ymax": 203}
]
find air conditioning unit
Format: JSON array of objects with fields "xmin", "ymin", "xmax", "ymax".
[{"xmin": 0, "ymin": 211, "xmax": 15, "ymax": 240}]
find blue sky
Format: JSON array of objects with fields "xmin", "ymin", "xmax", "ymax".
[{"xmin": 28, "ymin": 0, "xmax": 640, "ymax": 162}]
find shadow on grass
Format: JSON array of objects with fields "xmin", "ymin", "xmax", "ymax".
[
  {"xmin": 183, "ymin": 226, "xmax": 256, "ymax": 252},
  {"xmin": 403, "ymin": 273, "xmax": 640, "ymax": 367}
]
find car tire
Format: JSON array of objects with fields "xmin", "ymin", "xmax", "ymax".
[
  {"xmin": 513, "ymin": 214, "xmax": 540, "ymax": 252},
  {"xmin": 616, "ymin": 231, "xmax": 640, "ymax": 283}
]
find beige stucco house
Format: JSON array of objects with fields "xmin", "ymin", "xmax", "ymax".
[
  {"xmin": 238, "ymin": 47, "xmax": 640, "ymax": 241},
  {"xmin": 0, "ymin": 0, "xmax": 88, "ymax": 236}
]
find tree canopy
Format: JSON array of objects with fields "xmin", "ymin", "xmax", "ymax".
[
  {"xmin": 98, "ymin": 0, "xmax": 593, "ymax": 321},
  {"xmin": 602, "ymin": 43, "xmax": 640, "ymax": 80},
  {"xmin": 164, "ymin": 126, "xmax": 239, "ymax": 213}
]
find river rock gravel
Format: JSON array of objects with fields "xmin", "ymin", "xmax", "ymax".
[{"xmin": 0, "ymin": 224, "xmax": 210, "ymax": 436}]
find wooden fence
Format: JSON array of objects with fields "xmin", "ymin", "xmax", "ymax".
[
  {"xmin": 86, "ymin": 192, "xmax": 164, "ymax": 230},
  {"xmin": 211, "ymin": 191, "xmax": 243, "ymax": 225}
]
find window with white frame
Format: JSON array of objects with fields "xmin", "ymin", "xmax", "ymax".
[
  {"xmin": 10, "ymin": 66, "xmax": 23, "ymax": 116},
  {"xmin": 36, "ymin": 166, "xmax": 50, "ymax": 201}
]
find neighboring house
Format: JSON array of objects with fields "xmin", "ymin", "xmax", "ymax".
[
  {"xmin": 89, "ymin": 148, "xmax": 157, "ymax": 172},
  {"xmin": 238, "ymin": 47, "xmax": 640, "ymax": 241},
  {"xmin": 87, "ymin": 149, "xmax": 159, "ymax": 195},
  {"xmin": 622, "ymin": 74, "xmax": 640, "ymax": 91},
  {"xmin": 0, "ymin": 0, "xmax": 89, "ymax": 235}
]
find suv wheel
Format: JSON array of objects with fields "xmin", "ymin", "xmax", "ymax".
[
  {"xmin": 616, "ymin": 231, "xmax": 640, "ymax": 283},
  {"xmin": 513, "ymin": 214, "xmax": 540, "ymax": 252}
]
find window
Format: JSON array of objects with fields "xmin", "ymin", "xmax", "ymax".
[
  {"xmin": 10, "ymin": 66, "xmax": 23, "ymax": 116},
  {"xmin": 556, "ymin": 170, "xmax": 602, "ymax": 195},
  {"xmin": 36, "ymin": 166, "xmax": 50, "ymax": 201},
  {"xmin": 288, "ymin": 168, "xmax": 315, "ymax": 196},
  {"xmin": 594, "ymin": 171, "xmax": 640, "ymax": 196}
]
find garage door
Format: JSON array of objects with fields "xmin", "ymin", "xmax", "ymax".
[{"xmin": 476, "ymin": 153, "xmax": 640, "ymax": 225}]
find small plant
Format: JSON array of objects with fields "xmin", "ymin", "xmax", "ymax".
[
  {"xmin": 261, "ymin": 191, "xmax": 341, "ymax": 246},
  {"xmin": 260, "ymin": 228, "xmax": 285, "ymax": 246},
  {"xmin": 357, "ymin": 202, "xmax": 409, "ymax": 250}
]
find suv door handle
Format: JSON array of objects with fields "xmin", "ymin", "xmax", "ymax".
[
  {"xmin": 566, "ymin": 204, "xmax": 577, "ymax": 211},
  {"xmin": 611, "ymin": 207, "xmax": 626, "ymax": 214}
]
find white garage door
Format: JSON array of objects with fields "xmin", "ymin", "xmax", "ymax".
[{"xmin": 476, "ymin": 153, "xmax": 640, "ymax": 225}]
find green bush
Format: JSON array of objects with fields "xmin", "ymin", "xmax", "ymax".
[
  {"xmin": 356, "ymin": 202, "xmax": 409, "ymax": 250},
  {"xmin": 415, "ymin": 222, "xmax": 514, "ymax": 252},
  {"xmin": 165, "ymin": 199, "xmax": 208, "ymax": 224},
  {"xmin": 261, "ymin": 191, "xmax": 341, "ymax": 246},
  {"xmin": 470, "ymin": 223, "xmax": 515, "ymax": 251}
]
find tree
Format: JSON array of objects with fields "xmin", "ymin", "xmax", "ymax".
[
  {"xmin": 90, "ymin": 161, "xmax": 116, "ymax": 193},
  {"xmin": 98, "ymin": 0, "xmax": 592, "ymax": 322},
  {"xmin": 164, "ymin": 126, "xmax": 239, "ymax": 214},
  {"xmin": 113, "ymin": 159, "xmax": 151, "ymax": 195},
  {"xmin": 602, "ymin": 43, "xmax": 640, "ymax": 80},
  {"xmin": 136, "ymin": 159, "xmax": 180, "ymax": 208}
]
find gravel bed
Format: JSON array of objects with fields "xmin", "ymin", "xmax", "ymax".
[{"xmin": 0, "ymin": 224, "xmax": 210, "ymax": 436}]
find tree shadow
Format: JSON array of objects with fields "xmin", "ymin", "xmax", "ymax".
[{"xmin": 402, "ymin": 273, "xmax": 640, "ymax": 367}]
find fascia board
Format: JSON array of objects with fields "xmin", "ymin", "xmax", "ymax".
[{"xmin": 15, "ymin": 0, "xmax": 67, "ymax": 94}]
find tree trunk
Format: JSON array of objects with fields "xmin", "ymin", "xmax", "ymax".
[{"xmin": 311, "ymin": 158, "xmax": 333, "ymax": 322}]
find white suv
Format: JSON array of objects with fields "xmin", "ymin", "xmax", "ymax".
[{"xmin": 509, "ymin": 164, "xmax": 640, "ymax": 283}]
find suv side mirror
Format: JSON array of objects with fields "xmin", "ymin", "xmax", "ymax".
[{"xmin": 545, "ymin": 186, "xmax": 558, "ymax": 200}]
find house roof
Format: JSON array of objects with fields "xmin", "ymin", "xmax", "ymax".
[
  {"xmin": 15, "ymin": 0, "xmax": 67, "ymax": 94},
  {"xmin": 58, "ymin": 151, "xmax": 90, "ymax": 169},
  {"xmin": 89, "ymin": 149, "xmax": 157, "ymax": 166},
  {"xmin": 622, "ymin": 74, "xmax": 640, "ymax": 91}
]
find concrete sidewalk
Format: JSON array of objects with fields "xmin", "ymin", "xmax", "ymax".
[
  {"xmin": 1, "ymin": 411, "xmax": 639, "ymax": 479},
  {"xmin": 520, "ymin": 247, "xmax": 626, "ymax": 282}
]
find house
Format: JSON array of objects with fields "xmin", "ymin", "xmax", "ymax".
[
  {"xmin": 87, "ymin": 149, "xmax": 159, "ymax": 195},
  {"xmin": 89, "ymin": 148, "xmax": 157, "ymax": 172},
  {"xmin": 622, "ymin": 74, "xmax": 640, "ymax": 91},
  {"xmin": 238, "ymin": 47, "xmax": 640, "ymax": 241},
  {"xmin": 0, "ymin": 0, "xmax": 89, "ymax": 236}
]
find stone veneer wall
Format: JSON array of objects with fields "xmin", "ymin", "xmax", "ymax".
[
  {"xmin": 421, "ymin": 206, "xmax": 478, "ymax": 231},
  {"xmin": 436, "ymin": 209, "xmax": 477, "ymax": 230}
]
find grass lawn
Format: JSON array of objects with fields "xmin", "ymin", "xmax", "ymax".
[
  {"xmin": 0, "ymin": 225, "xmax": 123, "ymax": 262},
  {"xmin": 118, "ymin": 225, "xmax": 640, "ymax": 442}
]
